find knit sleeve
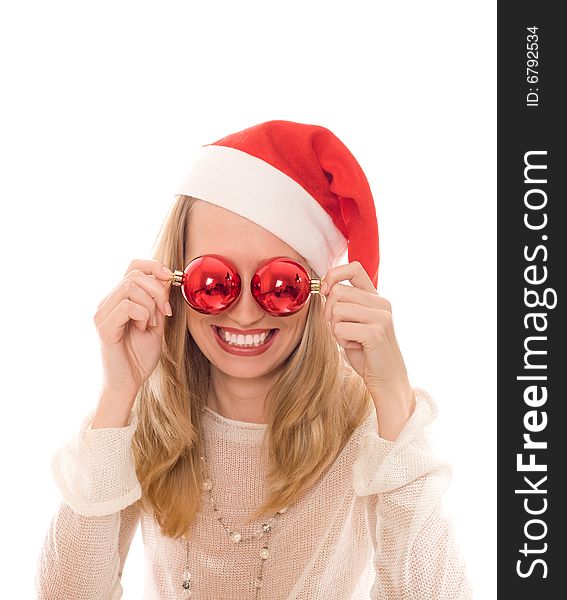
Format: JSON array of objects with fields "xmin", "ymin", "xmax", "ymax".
[
  {"xmin": 352, "ymin": 388, "xmax": 473, "ymax": 599},
  {"xmin": 35, "ymin": 409, "xmax": 143, "ymax": 600},
  {"xmin": 51, "ymin": 408, "xmax": 142, "ymax": 516}
]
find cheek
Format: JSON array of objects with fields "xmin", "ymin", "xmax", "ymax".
[
  {"xmin": 185, "ymin": 309, "xmax": 206, "ymax": 336},
  {"xmin": 286, "ymin": 310, "xmax": 309, "ymax": 338}
]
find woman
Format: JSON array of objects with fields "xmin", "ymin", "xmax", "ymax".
[{"xmin": 35, "ymin": 120, "xmax": 472, "ymax": 599}]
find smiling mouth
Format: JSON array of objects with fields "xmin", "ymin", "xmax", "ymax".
[{"xmin": 212, "ymin": 325, "xmax": 278, "ymax": 348}]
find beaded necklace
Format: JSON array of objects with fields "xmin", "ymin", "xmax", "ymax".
[{"xmin": 180, "ymin": 406, "xmax": 289, "ymax": 599}]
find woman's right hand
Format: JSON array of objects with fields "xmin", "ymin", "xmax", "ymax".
[{"xmin": 94, "ymin": 259, "xmax": 175, "ymax": 403}]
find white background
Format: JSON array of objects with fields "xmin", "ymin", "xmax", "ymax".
[{"xmin": 0, "ymin": 1, "xmax": 495, "ymax": 598}]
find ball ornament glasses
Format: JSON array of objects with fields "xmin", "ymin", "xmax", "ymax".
[{"xmin": 168, "ymin": 254, "xmax": 322, "ymax": 317}]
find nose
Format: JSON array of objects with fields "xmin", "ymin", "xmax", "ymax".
[{"xmin": 226, "ymin": 275, "xmax": 266, "ymax": 324}]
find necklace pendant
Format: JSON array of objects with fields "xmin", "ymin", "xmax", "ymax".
[
  {"xmin": 182, "ymin": 566, "xmax": 193, "ymax": 597},
  {"xmin": 229, "ymin": 531, "xmax": 242, "ymax": 543}
]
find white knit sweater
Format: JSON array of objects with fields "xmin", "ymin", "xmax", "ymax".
[{"xmin": 35, "ymin": 387, "xmax": 473, "ymax": 599}]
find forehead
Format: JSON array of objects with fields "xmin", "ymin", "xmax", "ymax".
[{"xmin": 186, "ymin": 200, "xmax": 309, "ymax": 269}]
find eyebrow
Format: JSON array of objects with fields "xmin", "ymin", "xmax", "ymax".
[{"xmin": 255, "ymin": 256, "xmax": 307, "ymax": 269}]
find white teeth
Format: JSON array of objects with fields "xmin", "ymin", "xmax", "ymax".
[{"xmin": 218, "ymin": 327, "xmax": 271, "ymax": 347}]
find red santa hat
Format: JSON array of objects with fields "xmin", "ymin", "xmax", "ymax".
[{"xmin": 174, "ymin": 119, "xmax": 380, "ymax": 288}]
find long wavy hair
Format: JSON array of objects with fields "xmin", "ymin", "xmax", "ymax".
[{"xmin": 129, "ymin": 194, "xmax": 374, "ymax": 540}]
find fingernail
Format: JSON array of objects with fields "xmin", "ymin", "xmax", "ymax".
[
  {"xmin": 165, "ymin": 301, "xmax": 173, "ymax": 316},
  {"xmin": 163, "ymin": 265, "xmax": 174, "ymax": 276}
]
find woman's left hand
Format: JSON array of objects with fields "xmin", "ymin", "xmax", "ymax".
[{"xmin": 321, "ymin": 261, "xmax": 416, "ymax": 439}]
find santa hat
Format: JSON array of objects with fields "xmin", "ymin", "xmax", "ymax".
[{"xmin": 174, "ymin": 119, "xmax": 380, "ymax": 287}]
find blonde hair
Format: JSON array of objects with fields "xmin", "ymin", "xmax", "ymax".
[{"xmin": 130, "ymin": 194, "xmax": 373, "ymax": 539}]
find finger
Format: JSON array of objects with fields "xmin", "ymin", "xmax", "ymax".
[
  {"xmin": 97, "ymin": 298, "xmax": 152, "ymax": 343},
  {"xmin": 125, "ymin": 258, "xmax": 175, "ymax": 282},
  {"xmin": 334, "ymin": 318, "xmax": 398, "ymax": 352},
  {"xmin": 332, "ymin": 320, "xmax": 377, "ymax": 349},
  {"xmin": 323, "ymin": 286, "xmax": 391, "ymax": 322},
  {"xmin": 321, "ymin": 261, "xmax": 376, "ymax": 296},
  {"xmin": 326, "ymin": 301, "xmax": 387, "ymax": 326},
  {"xmin": 127, "ymin": 270, "xmax": 172, "ymax": 315},
  {"xmin": 332, "ymin": 324, "xmax": 362, "ymax": 350},
  {"xmin": 96, "ymin": 258, "xmax": 175, "ymax": 312},
  {"xmin": 95, "ymin": 277, "xmax": 162, "ymax": 328}
]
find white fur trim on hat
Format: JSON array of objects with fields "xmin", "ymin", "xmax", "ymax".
[{"xmin": 175, "ymin": 145, "xmax": 348, "ymax": 278}]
